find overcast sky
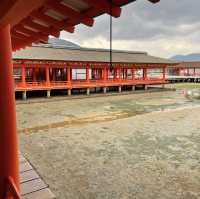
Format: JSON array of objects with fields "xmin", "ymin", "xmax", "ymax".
[{"xmin": 60, "ymin": 0, "xmax": 200, "ymax": 58}]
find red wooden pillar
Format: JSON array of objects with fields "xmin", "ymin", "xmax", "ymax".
[
  {"xmin": 194, "ymin": 68, "xmax": 196, "ymax": 76},
  {"xmin": 67, "ymin": 65, "xmax": 71, "ymax": 83},
  {"xmin": 103, "ymin": 67, "xmax": 107, "ymax": 81},
  {"xmin": 122, "ymin": 68, "xmax": 124, "ymax": 79},
  {"xmin": 32, "ymin": 68, "xmax": 37, "ymax": 82},
  {"xmin": 21, "ymin": 64, "xmax": 26, "ymax": 86},
  {"xmin": 178, "ymin": 68, "xmax": 181, "ymax": 76},
  {"xmin": 52, "ymin": 68, "xmax": 56, "ymax": 81},
  {"xmin": 163, "ymin": 67, "xmax": 166, "ymax": 80},
  {"xmin": 45, "ymin": 65, "xmax": 50, "ymax": 86},
  {"xmin": 132, "ymin": 68, "xmax": 135, "ymax": 80},
  {"xmin": 143, "ymin": 68, "xmax": 148, "ymax": 80},
  {"xmin": 114, "ymin": 68, "xmax": 117, "ymax": 81},
  {"xmin": 86, "ymin": 66, "xmax": 90, "ymax": 82},
  {"xmin": 94, "ymin": 68, "xmax": 96, "ymax": 79},
  {"xmin": 0, "ymin": 25, "xmax": 20, "ymax": 198},
  {"xmin": 119, "ymin": 67, "xmax": 122, "ymax": 81}
]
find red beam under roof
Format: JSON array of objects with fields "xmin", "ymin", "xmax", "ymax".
[{"xmin": 0, "ymin": 0, "xmax": 160, "ymax": 50}]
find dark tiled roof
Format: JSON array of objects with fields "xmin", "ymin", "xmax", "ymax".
[
  {"xmin": 169, "ymin": 61, "xmax": 200, "ymax": 68},
  {"xmin": 13, "ymin": 46, "xmax": 176, "ymax": 65}
]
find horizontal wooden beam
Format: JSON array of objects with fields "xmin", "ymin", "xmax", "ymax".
[
  {"xmin": 21, "ymin": 19, "xmax": 60, "ymax": 38},
  {"xmin": 0, "ymin": 0, "xmax": 47, "ymax": 28},
  {"xmin": 46, "ymin": 0, "xmax": 94, "ymax": 27}
]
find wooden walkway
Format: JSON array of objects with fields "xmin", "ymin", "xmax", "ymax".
[{"xmin": 19, "ymin": 153, "xmax": 56, "ymax": 199}]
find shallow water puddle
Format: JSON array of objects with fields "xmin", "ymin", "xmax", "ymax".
[
  {"xmin": 18, "ymin": 99, "xmax": 200, "ymax": 134},
  {"xmin": 19, "ymin": 111, "xmax": 137, "ymax": 134}
]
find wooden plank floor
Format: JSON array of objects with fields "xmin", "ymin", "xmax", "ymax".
[{"xmin": 19, "ymin": 153, "xmax": 56, "ymax": 199}]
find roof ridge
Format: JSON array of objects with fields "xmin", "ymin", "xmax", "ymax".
[{"xmin": 30, "ymin": 45, "xmax": 148, "ymax": 55}]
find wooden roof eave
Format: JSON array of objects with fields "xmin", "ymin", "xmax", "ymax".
[
  {"xmin": 0, "ymin": 0, "xmax": 160, "ymax": 51},
  {"xmin": 0, "ymin": 0, "xmax": 47, "ymax": 28}
]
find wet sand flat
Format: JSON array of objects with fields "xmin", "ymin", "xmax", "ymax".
[{"xmin": 18, "ymin": 90, "xmax": 200, "ymax": 199}]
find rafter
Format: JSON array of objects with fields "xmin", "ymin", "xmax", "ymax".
[
  {"xmin": 46, "ymin": 0, "xmax": 94, "ymax": 27},
  {"xmin": 21, "ymin": 18, "xmax": 60, "ymax": 37},
  {"xmin": 30, "ymin": 10, "xmax": 75, "ymax": 32}
]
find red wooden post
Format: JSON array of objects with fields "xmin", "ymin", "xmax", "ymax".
[
  {"xmin": 52, "ymin": 68, "xmax": 56, "ymax": 81},
  {"xmin": 103, "ymin": 67, "xmax": 107, "ymax": 81},
  {"xmin": 114, "ymin": 68, "xmax": 117, "ymax": 81},
  {"xmin": 143, "ymin": 68, "xmax": 148, "ymax": 80},
  {"xmin": 132, "ymin": 68, "xmax": 135, "ymax": 80},
  {"xmin": 0, "ymin": 25, "xmax": 20, "ymax": 198},
  {"xmin": 86, "ymin": 66, "xmax": 90, "ymax": 82},
  {"xmin": 187, "ymin": 68, "xmax": 189, "ymax": 76},
  {"xmin": 45, "ymin": 65, "xmax": 50, "ymax": 86},
  {"xmin": 119, "ymin": 67, "xmax": 122, "ymax": 81},
  {"xmin": 33, "ymin": 68, "xmax": 37, "ymax": 82},
  {"xmin": 21, "ymin": 64, "xmax": 26, "ymax": 86},
  {"xmin": 67, "ymin": 65, "xmax": 71, "ymax": 83},
  {"xmin": 163, "ymin": 67, "xmax": 166, "ymax": 80},
  {"xmin": 94, "ymin": 68, "xmax": 96, "ymax": 79},
  {"xmin": 180, "ymin": 68, "xmax": 182, "ymax": 76}
]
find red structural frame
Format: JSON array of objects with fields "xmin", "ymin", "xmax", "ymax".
[
  {"xmin": 168, "ymin": 67, "xmax": 200, "ymax": 77},
  {"xmin": 13, "ymin": 60, "xmax": 168, "ymax": 97},
  {"xmin": 0, "ymin": 0, "xmax": 160, "ymax": 198}
]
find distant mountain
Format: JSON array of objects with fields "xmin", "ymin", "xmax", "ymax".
[
  {"xmin": 33, "ymin": 38, "xmax": 81, "ymax": 49},
  {"xmin": 48, "ymin": 38, "xmax": 80, "ymax": 48},
  {"xmin": 170, "ymin": 53, "xmax": 200, "ymax": 61}
]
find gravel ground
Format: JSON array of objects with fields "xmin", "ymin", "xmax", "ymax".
[{"xmin": 18, "ymin": 88, "xmax": 200, "ymax": 199}]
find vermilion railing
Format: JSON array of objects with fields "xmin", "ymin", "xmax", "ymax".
[{"xmin": 15, "ymin": 78, "xmax": 167, "ymax": 91}]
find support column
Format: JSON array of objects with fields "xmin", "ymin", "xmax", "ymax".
[
  {"xmin": 46, "ymin": 65, "xmax": 50, "ymax": 86},
  {"xmin": 21, "ymin": 64, "xmax": 26, "ymax": 87},
  {"xmin": 68, "ymin": 89, "xmax": 71, "ymax": 96},
  {"xmin": 33, "ymin": 68, "xmax": 37, "ymax": 82},
  {"xmin": 162, "ymin": 67, "xmax": 166, "ymax": 88},
  {"xmin": 87, "ymin": 88, "xmax": 90, "ymax": 95},
  {"xmin": 125, "ymin": 69, "xmax": 128, "ymax": 80},
  {"xmin": 119, "ymin": 86, "xmax": 122, "ymax": 93},
  {"xmin": 22, "ymin": 91, "xmax": 27, "ymax": 100},
  {"xmin": 163, "ymin": 67, "xmax": 166, "ymax": 80},
  {"xmin": 118, "ymin": 68, "xmax": 122, "ymax": 82},
  {"xmin": 103, "ymin": 87, "xmax": 107, "ymax": 93},
  {"xmin": 53, "ymin": 68, "xmax": 56, "ymax": 81},
  {"xmin": 103, "ymin": 67, "xmax": 108, "ymax": 81},
  {"xmin": 114, "ymin": 68, "xmax": 117, "ymax": 80},
  {"xmin": 67, "ymin": 65, "xmax": 71, "ymax": 83},
  {"xmin": 67, "ymin": 65, "xmax": 72, "ymax": 96},
  {"xmin": 0, "ymin": 25, "xmax": 20, "ymax": 198},
  {"xmin": 144, "ymin": 85, "xmax": 148, "ymax": 90},
  {"xmin": 86, "ymin": 66, "xmax": 90, "ymax": 82},
  {"xmin": 132, "ymin": 85, "xmax": 136, "ymax": 91},
  {"xmin": 132, "ymin": 68, "xmax": 135, "ymax": 80},
  {"xmin": 47, "ymin": 90, "xmax": 51, "ymax": 98},
  {"xmin": 143, "ymin": 68, "xmax": 148, "ymax": 80}
]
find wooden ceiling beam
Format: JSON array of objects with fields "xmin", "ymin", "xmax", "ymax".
[
  {"xmin": 30, "ymin": 11, "xmax": 75, "ymax": 33},
  {"xmin": 21, "ymin": 18, "xmax": 60, "ymax": 37},
  {"xmin": 0, "ymin": 0, "xmax": 47, "ymax": 28},
  {"xmin": 46, "ymin": 0, "xmax": 94, "ymax": 27}
]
